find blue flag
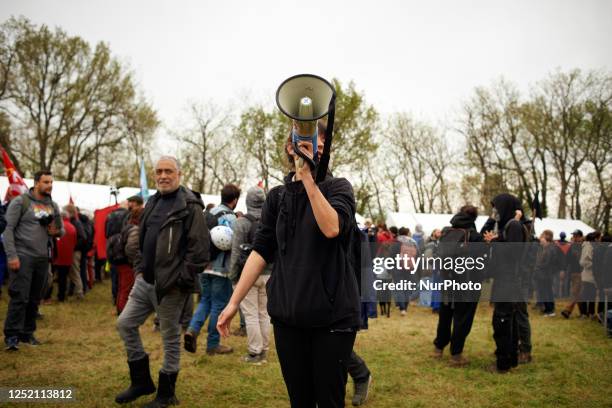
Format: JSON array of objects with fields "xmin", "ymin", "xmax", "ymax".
[{"xmin": 140, "ymin": 159, "xmax": 150, "ymax": 201}]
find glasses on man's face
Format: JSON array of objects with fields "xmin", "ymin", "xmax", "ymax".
[{"xmin": 155, "ymin": 168, "xmax": 175, "ymax": 176}]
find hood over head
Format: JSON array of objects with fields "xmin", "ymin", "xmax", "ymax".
[
  {"xmin": 491, "ymin": 193, "xmax": 523, "ymax": 228},
  {"xmin": 246, "ymin": 186, "xmax": 266, "ymax": 214}
]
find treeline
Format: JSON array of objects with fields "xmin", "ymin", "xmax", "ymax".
[{"xmin": 0, "ymin": 17, "xmax": 610, "ymax": 232}]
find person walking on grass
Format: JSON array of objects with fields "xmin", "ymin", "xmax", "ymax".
[
  {"xmin": 561, "ymin": 230, "xmax": 585, "ymax": 319},
  {"xmin": 183, "ymin": 183, "xmax": 240, "ymax": 356},
  {"xmin": 433, "ymin": 205, "xmax": 485, "ymax": 367},
  {"xmin": 115, "ymin": 156, "xmax": 208, "ymax": 407}
]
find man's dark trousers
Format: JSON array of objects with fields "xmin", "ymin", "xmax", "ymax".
[{"xmin": 4, "ymin": 256, "xmax": 49, "ymax": 339}]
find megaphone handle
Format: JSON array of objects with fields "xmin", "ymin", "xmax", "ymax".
[{"xmin": 293, "ymin": 140, "xmax": 316, "ymax": 170}]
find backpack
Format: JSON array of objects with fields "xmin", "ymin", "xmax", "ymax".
[
  {"xmin": 438, "ymin": 227, "xmax": 471, "ymax": 259},
  {"xmin": 205, "ymin": 208, "xmax": 233, "ymax": 262},
  {"xmin": 73, "ymin": 218, "xmax": 88, "ymax": 251},
  {"xmin": 105, "ymin": 208, "xmax": 129, "ymax": 264},
  {"xmin": 231, "ymin": 214, "xmax": 259, "ymax": 282},
  {"xmin": 80, "ymin": 215, "xmax": 94, "ymax": 253},
  {"xmin": 106, "ymin": 224, "xmax": 135, "ymax": 265},
  {"xmin": 105, "ymin": 208, "xmax": 129, "ymax": 238}
]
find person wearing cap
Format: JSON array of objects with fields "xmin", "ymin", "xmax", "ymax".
[
  {"xmin": 127, "ymin": 195, "xmax": 144, "ymax": 212},
  {"xmin": 561, "ymin": 230, "xmax": 585, "ymax": 318}
]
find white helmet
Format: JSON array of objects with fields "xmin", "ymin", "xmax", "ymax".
[{"xmin": 210, "ymin": 225, "xmax": 233, "ymax": 251}]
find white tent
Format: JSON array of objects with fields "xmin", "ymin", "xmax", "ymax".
[
  {"xmin": 386, "ymin": 211, "xmax": 595, "ymax": 239},
  {"xmin": 0, "ymin": 176, "xmax": 248, "ymax": 214}
]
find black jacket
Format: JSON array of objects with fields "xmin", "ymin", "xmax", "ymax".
[
  {"xmin": 490, "ymin": 194, "xmax": 526, "ymax": 302},
  {"xmin": 440, "ymin": 212, "xmax": 486, "ymax": 304},
  {"xmin": 71, "ymin": 216, "xmax": 87, "ymax": 252},
  {"xmin": 534, "ymin": 244, "xmax": 562, "ymax": 281},
  {"xmin": 138, "ymin": 186, "xmax": 209, "ymax": 302},
  {"xmin": 566, "ymin": 242, "xmax": 583, "ymax": 275},
  {"xmin": 252, "ymin": 173, "xmax": 360, "ymax": 329},
  {"xmin": 593, "ymin": 242, "xmax": 608, "ymax": 288}
]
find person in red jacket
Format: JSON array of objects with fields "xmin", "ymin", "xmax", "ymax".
[
  {"xmin": 376, "ymin": 223, "xmax": 394, "ymax": 243},
  {"xmin": 53, "ymin": 212, "xmax": 77, "ymax": 302}
]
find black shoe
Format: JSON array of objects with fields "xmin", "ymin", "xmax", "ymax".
[
  {"xmin": 115, "ymin": 355, "xmax": 156, "ymax": 404},
  {"xmin": 561, "ymin": 310, "xmax": 570, "ymax": 319},
  {"xmin": 4, "ymin": 336, "xmax": 19, "ymax": 351},
  {"xmin": 143, "ymin": 371, "xmax": 179, "ymax": 408},
  {"xmin": 184, "ymin": 329, "xmax": 197, "ymax": 353},
  {"xmin": 19, "ymin": 334, "xmax": 42, "ymax": 346}
]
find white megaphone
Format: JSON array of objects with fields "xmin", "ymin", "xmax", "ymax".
[{"xmin": 276, "ymin": 74, "xmax": 335, "ymax": 172}]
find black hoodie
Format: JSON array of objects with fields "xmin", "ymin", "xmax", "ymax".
[
  {"xmin": 491, "ymin": 193, "xmax": 525, "ymax": 241},
  {"xmin": 490, "ymin": 193, "xmax": 527, "ymax": 301},
  {"xmin": 252, "ymin": 172, "xmax": 360, "ymax": 329},
  {"xmin": 440, "ymin": 211, "xmax": 486, "ymax": 303}
]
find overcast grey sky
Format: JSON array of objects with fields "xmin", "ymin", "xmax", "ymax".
[{"xmin": 1, "ymin": 0, "xmax": 611, "ymax": 127}]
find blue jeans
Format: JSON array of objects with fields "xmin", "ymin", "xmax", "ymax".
[
  {"xmin": 188, "ymin": 273, "xmax": 232, "ymax": 349},
  {"xmin": 431, "ymin": 270, "xmax": 441, "ymax": 311}
]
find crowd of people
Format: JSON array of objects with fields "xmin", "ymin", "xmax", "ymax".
[
  {"xmin": 1, "ymin": 142, "xmax": 610, "ymax": 407},
  {"xmin": 361, "ymin": 200, "xmax": 612, "ymax": 373}
]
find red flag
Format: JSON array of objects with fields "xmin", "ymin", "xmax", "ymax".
[{"xmin": 1, "ymin": 147, "xmax": 28, "ymax": 202}]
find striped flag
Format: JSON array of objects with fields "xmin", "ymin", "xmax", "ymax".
[{"xmin": 1, "ymin": 147, "xmax": 28, "ymax": 202}]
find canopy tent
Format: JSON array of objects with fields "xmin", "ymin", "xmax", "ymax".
[{"xmin": 385, "ymin": 211, "xmax": 595, "ymax": 240}]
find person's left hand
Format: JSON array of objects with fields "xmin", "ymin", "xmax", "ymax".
[{"xmin": 217, "ymin": 302, "xmax": 239, "ymax": 338}]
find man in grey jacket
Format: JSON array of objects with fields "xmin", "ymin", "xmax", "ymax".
[
  {"xmin": 115, "ymin": 156, "xmax": 209, "ymax": 408},
  {"xmin": 3, "ymin": 170, "xmax": 64, "ymax": 351}
]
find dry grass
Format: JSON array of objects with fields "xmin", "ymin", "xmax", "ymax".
[{"xmin": 1, "ymin": 280, "xmax": 611, "ymax": 408}]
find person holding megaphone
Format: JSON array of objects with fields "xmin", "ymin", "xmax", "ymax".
[{"xmin": 217, "ymin": 74, "xmax": 361, "ymax": 408}]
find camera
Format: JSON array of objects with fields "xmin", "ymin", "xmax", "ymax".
[{"xmin": 36, "ymin": 210, "xmax": 55, "ymax": 227}]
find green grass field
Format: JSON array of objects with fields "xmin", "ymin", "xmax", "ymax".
[{"xmin": 1, "ymin": 280, "xmax": 611, "ymax": 408}]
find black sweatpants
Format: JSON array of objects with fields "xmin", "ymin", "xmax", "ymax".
[
  {"xmin": 515, "ymin": 302, "xmax": 531, "ymax": 353},
  {"xmin": 55, "ymin": 265, "xmax": 70, "ymax": 302},
  {"xmin": 493, "ymin": 302, "xmax": 519, "ymax": 371},
  {"xmin": 433, "ymin": 301, "xmax": 478, "ymax": 355},
  {"xmin": 3, "ymin": 256, "xmax": 49, "ymax": 339},
  {"xmin": 274, "ymin": 325, "xmax": 356, "ymax": 408},
  {"xmin": 347, "ymin": 350, "xmax": 370, "ymax": 383}
]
